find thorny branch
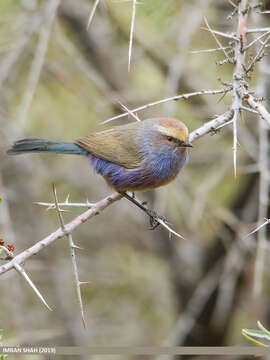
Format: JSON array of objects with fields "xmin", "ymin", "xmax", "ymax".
[
  {"xmin": 0, "ymin": 107, "xmax": 234, "ymax": 284},
  {"xmin": 0, "ymin": 192, "xmax": 122, "ymax": 276},
  {"xmin": 52, "ymin": 185, "xmax": 87, "ymax": 328},
  {"xmin": 197, "ymin": 0, "xmax": 270, "ymax": 298},
  {"xmin": 102, "ymin": 88, "xmax": 233, "ymax": 124},
  {"xmin": 2, "ymin": 0, "xmax": 270, "ymax": 317}
]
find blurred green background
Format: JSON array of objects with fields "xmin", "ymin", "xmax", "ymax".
[{"xmin": 0, "ymin": 0, "xmax": 270, "ymax": 359}]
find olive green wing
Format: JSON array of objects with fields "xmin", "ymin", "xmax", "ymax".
[{"xmin": 75, "ymin": 124, "xmax": 145, "ymax": 169}]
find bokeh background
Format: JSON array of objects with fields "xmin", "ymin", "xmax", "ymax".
[{"xmin": 1, "ymin": 0, "xmax": 270, "ymax": 359}]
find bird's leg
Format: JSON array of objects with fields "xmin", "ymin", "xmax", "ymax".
[{"xmin": 121, "ymin": 192, "xmax": 167, "ymax": 230}]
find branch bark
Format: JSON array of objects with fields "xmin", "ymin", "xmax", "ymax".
[{"xmin": 0, "ymin": 193, "xmax": 122, "ymax": 275}]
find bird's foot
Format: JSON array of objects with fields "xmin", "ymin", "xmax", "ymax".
[
  {"xmin": 121, "ymin": 192, "xmax": 166, "ymax": 230},
  {"xmin": 147, "ymin": 209, "xmax": 167, "ymax": 230}
]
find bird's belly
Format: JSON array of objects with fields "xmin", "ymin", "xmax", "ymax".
[
  {"xmin": 105, "ymin": 168, "xmax": 178, "ymax": 192},
  {"xmin": 88, "ymin": 152, "xmax": 187, "ymax": 192}
]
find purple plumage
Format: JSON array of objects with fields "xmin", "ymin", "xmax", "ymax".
[
  {"xmin": 88, "ymin": 145, "xmax": 188, "ymax": 192},
  {"xmin": 85, "ymin": 119, "xmax": 191, "ymax": 192},
  {"xmin": 8, "ymin": 117, "xmax": 192, "ymax": 193}
]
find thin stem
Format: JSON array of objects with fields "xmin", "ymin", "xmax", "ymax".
[
  {"xmin": 102, "ymin": 88, "xmax": 232, "ymax": 124},
  {"xmin": 122, "ymin": 193, "xmax": 185, "ymax": 239},
  {"xmin": 52, "ymin": 185, "xmax": 86, "ymax": 328},
  {"xmin": 203, "ymin": 16, "xmax": 232, "ymax": 61},
  {"xmin": 128, "ymin": 0, "xmax": 137, "ymax": 71},
  {"xmin": 86, "ymin": 0, "xmax": 101, "ymax": 30}
]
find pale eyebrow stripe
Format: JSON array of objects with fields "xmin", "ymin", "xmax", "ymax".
[
  {"xmin": 156, "ymin": 125, "xmax": 187, "ymax": 139},
  {"xmin": 156, "ymin": 125, "xmax": 177, "ymax": 137}
]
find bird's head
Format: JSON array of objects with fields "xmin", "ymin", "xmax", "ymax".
[{"xmin": 146, "ymin": 118, "xmax": 192, "ymax": 154}]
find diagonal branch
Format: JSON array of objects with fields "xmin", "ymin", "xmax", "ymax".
[
  {"xmin": 14, "ymin": 263, "xmax": 52, "ymax": 311},
  {"xmin": 189, "ymin": 110, "xmax": 234, "ymax": 142},
  {"xmin": 246, "ymin": 33, "xmax": 270, "ymax": 72},
  {"xmin": 102, "ymin": 88, "xmax": 232, "ymax": 124},
  {"xmin": 128, "ymin": 0, "xmax": 137, "ymax": 71},
  {"xmin": 203, "ymin": 16, "xmax": 233, "ymax": 62},
  {"xmin": 118, "ymin": 101, "xmax": 141, "ymax": 121},
  {"xmin": 0, "ymin": 192, "xmax": 122, "ymax": 276},
  {"xmin": 246, "ymin": 218, "xmax": 270, "ymax": 237},
  {"xmin": 86, "ymin": 0, "xmax": 101, "ymax": 30},
  {"xmin": 245, "ymin": 94, "xmax": 270, "ymax": 127},
  {"xmin": 52, "ymin": 185, "xmax": 87, "ymax": 327},
  {"xmin": 201, "ymin": 27, "xmax": 239, "ymax": 40}
]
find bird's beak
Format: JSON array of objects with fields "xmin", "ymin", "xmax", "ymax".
[{"xmin": 182, "ymin": 141, "xmax": 193, "ymax": 148}]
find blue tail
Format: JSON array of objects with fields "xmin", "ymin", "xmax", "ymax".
[{"xmin": 7, "ymin": 139, "xmax": 87, "ymax": 156}]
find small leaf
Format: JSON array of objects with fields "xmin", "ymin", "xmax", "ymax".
[
  {"xmin": 242, "ymin": 329, "xmax": 269, "ymax": 347},
  {"xmin": 242, "ymin": 329, "xmax": 270, "ymax": 341}
]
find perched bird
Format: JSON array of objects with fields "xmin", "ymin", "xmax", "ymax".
[{"xmin": 7, "ymin": 117, "xmax": 192, "ymax": 193}]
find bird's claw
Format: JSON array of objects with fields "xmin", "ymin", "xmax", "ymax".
[{"xmin": 148, "ymin": 210, "xmax": 167, "ymax": 230}]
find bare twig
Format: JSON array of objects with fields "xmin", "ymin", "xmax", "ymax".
[
  {"xmin": 157, "ymin": 219, "xmax": 185, "ymax": 239},
  {"xmin": 246, "ymin": 218, "xmax": 270, "ymax": 237},
  {"xmin": 190, "ymin": 46, "xmax": 231, "ymax": 54},
  {"xmin": 86, "ymin": 0, "xmax": 101, "ymax": 30},
  {"xmin": 102, "ymin": 88, "xmax": 232, "ymax": 124},
  {"xmin": 241, "ymin": 105, "xmax": 258, "ymax": 114},
  {"xmin": 14, "ymin": 263, "xmax": 52, "ymax": 311},
  {"xmin": 246, "ymin": 27, "xmax": 270, "ymax": 33},
  {"xmin": 128, "ymin": 0, "xmax": 137, "ymax": 71},
  {"xmin": 245, "ymin": 30, "xmax": 270, "ymax": 50},
  {"xmin": 245, "ymin": 94, "xmax": 270, "ymax": 127},
  {"xmin": 201, "ymin": 27, "xmax": 239, "ymax": 40},
  {"xmin": 34, "ymin": 200, "xmax": 95, "ymax": 209},
  {"xmin": 51, "ymin": 185, "xmax": 88, "ymax": 327},
  {"xmin": 228, "ymin": 0, "xmax": 237, "ymax": 8},
  {"xmin": 203, "ymin": 16, "xmax": 232, "ymax": 62},
  {"xmin": 122, "ymin": 192, "xmax": 185, "ymax": 238},
  {"xmin": 189, "ymin": 110, "xmax": 234, "ymax": 142},
  {"xmin": 118, "ymin": 101, "xmax": 141, "ymax": 121},
  {"xmin": 0, "ymin": 193, "xmax": 122, "ymax": 275},
  {"xmin": 246, "ymin": 34, "xmax": 270, "ymax": 72}
]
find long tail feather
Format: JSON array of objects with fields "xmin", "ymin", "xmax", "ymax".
[{"xmin": 7, "ymin": 139, "xmax": 87, "ymax": 155}]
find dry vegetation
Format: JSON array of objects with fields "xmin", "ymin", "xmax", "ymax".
[{"xmin": 1, "ymin": 0, "xmax": 270, "ymax": 359}]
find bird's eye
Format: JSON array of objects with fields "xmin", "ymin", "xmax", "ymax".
[{"xmin": 167, "ymin": 137, "xmax": 173, "ymax": 142}]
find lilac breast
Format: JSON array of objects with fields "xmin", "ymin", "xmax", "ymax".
[{"xmin": 88, "ymin": 148, "xmax": 188, "ymax": 192}]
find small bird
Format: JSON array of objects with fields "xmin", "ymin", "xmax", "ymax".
[{"xmin": 7, "ymin": 117, "xmax": 192, "ymax": 193}]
